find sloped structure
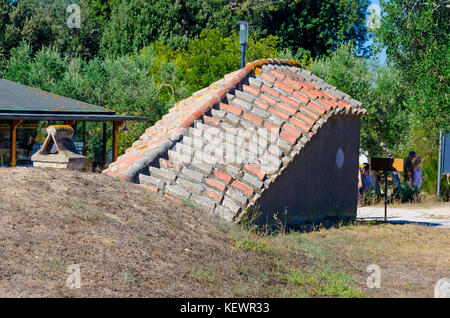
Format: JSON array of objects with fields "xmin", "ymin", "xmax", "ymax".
[{"xmin": 104, "ymin": 59, "xmax": 366, "ymax": 225}]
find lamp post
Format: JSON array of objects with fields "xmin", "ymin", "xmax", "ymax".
[{"xmin": 239, "ymin": 21, "xmax": 248, "ymax": 69}]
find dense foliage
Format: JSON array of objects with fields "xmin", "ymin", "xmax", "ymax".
[{"xmin": 310, "ymin": 44, "xmax": 410, "ymax": 157}]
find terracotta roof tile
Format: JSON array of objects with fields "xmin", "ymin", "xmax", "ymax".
[
  {"xmin": 280, "ymin": 131, "xmax": 297, "ymax": 145},
  {"xmin": 243, "ymin": 84, "xmax": 260, "ymax": 97},
  {"xmin": 260, "ymin": 93, "xmax": 277, "ymax": 106},
  {"xmin": 261, "ymin": 73, "xmax": 276, "ymax": 84},
  {"xmin": 277, "ymin": 102, "xmax": 297, "ymax": 115},
  {"xmin": 275, "ymin": 80, "xmax": 294, "ymax": 93},
  {"xmin": 243, "ymin": 112, "xmax": 264, "ymax": 125},
  {"xmin": 220, "ymin": 102, "xmax": 243, "ymax": 116},
  {"xmin": 261, "ymin": 84, "xmax": 280, "ymax": 98},
  {"xmin": 269, "ymin": 107, "xmax": 290, "ymax": 121},
  {"xmin": 254, "ymin": 99, "xmax": 269, "ymax": 110},
  {"xmin": 282, "ymin": 123, "xmax": 302, "ymax": 139},
  {"xmin": 213, "ymin": 170, "xmax": 232, "ymax": 184},
  {"xmin": 231, "ymin": 181, "xmax": 254, "ymax": 197},
  {"xmin": 270, "ymin": 69, "xmax": 286, "ymax": 80},
  {"xmin": 205, "ymin": 178, "xmax": 227, "ymax": 192}
]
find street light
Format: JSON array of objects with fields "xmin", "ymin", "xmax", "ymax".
[{"xmin": 239, "ymin": 21, "xmax": 248, "ymax": 69}]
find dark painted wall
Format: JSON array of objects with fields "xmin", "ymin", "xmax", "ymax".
[{"xmin": 256, "ymin": 115, "xmax": 361, "ymax": 226}]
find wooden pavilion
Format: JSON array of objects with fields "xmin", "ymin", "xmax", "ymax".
[{"xmin": 0, "ymin": 78, "xmax": 147, "ymax": 167}]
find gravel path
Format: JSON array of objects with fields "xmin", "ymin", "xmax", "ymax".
[{"xmin": 357, "ymin": 203, "xmax": 450, "ymax": 228}]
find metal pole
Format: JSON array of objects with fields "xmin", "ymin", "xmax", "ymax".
[
  {"xmin": 240, "ymin": 44, "xmax": 246, "ymax": 69},
  {"xmin": 384, "ymin": 158, "xmax": 388, "ymax": 222},
  {"xmin": 82, "ymin": 121, "xmax": 86, "ymax": 156},
  {"xmin": 102, "ymin": 122, "xmax": 107, "ymax": 169},
  {"xmin": 437, "ymin": 129, "xmax": 443, "ymax": 201}
]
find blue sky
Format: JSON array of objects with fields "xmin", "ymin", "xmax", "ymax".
[{"xmin": 367, "ymin": 0, "xmax": 387, "ymax": 64}]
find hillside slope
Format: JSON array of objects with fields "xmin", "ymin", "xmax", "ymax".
[{"xmin": 0, "ymin": 167, "xmax": 306, "ymax": 297}]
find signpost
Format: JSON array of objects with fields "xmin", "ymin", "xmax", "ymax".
[
  {"xmin": 370, "ymin": 157, "xmax": 404, "ymax": 221},
  {"xmin": 437, "ymin": 129, "xmax": 450, "ymax": 200}
]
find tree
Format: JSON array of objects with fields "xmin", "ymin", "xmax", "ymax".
[
  {"xmin": 177, "ymin": 29, "xmax": 279, "ymax": 92},
  {"xmin": 310, "ymin": 43, "xmax": 410, "ymax": 156},
  {"xmin": 0, "ymin": 0, "xmax": 103, "ymax": 70},
  {"xmin": 99, "ymin": 0, "xmax": 231, "ymax": 57},
  {"xmin": 235, "ymin": 0, "xmax": 371, "ymax": 57},
  {"xmin": 375, "ymin": 0, "xmax": 449, "ymax": 140}
]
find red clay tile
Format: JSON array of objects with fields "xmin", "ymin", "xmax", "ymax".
[
  {"xmin": 295, "ymin": 112, "xmax": 315, "ymax": 126},
  {"xmin": 308, "ymin": 82, "xmax": 321, "ymax": 90},
  {"xmin": 308, "ymin": 101, "xmax": 326, "ymax": 115},
  {"xmin": 289, "ymin": 117, "xmax": 311, "ymax": 132},
  {"xmin": 292, "ymin": 91, "xmax": 310, "ymax": 105},
  {"xmin": 204, "ymin": 115, "xmax": 220, "ymax": 126},
  {"xmin": 264, "ymin": 122, "xmax": 281, "ymax": 133},
  {"xmin": 338, "ymin": 100, "xmax": 351, "ymax": 109},
  {"xmin": 214, "ymin": 170, "xmax": 232, "ymax": 184},
  {"xmin": 243, "ymin": 84, "xmax": 260, "ymax": 97},
  {"xmin": 270, "ymin": 69, "xmax": 286, "ymax": 80},
  {"xmin": 231, "ymin": 181, "xmax": 254, "ymax": 196},
  {"xmin": 159, "ymin": 158, "xmax": 181, "ymax": 172},
  {"xmin": 269, "ymin": 107, "xmax": 290, "ymax": 120},
  {"xmin": 244, "ymin": 164, "xmax": 266, "ymax": 180},
  {"xmin": 205, "ymin": 178, "xmax": 226, "ymax": 192},
  {"xmin": 254, "ymin": 99, "xmax": 269, "ymax": 110},
  {"xmin": 243, "ymin": 112, "xmax": 263, "ymax": 125},
  {"xmin": 205, "ymin": 188, "xmax": 223, "ymax": 203},
  {"xmin": 300, "ymin": 107, "xmax": 320, "ymax": 120},
  {"xmin": 319, "ymin": 99, "xmax": 337, "ymax": 110},
  {"xmin": 282, "ymin": 123, "xmax": 302, "ymax": 139},
  {"xmin": 261, "ymin": 93, "xmax": 277, "ymax": 106},
  {"xmin": 261, "ymin": 84, "xmax": 280, "ymax": 98},
  {"xmin": 220, "ymin": 102, "xmax": 243, "ymax": 116},
  {"xmin": 280, "ymin": 131, "xmax": 297, "ymax": 145},
  {"xmin": 277, "ymin": 102, "xmax": 297, "ymax": 115},
  {"xmin": 183, "ymin": 115, "xmax": 195, "ymax": 127},
  {"xmin": 261, "ymin": 73, "xmax": 276, "ymax": 84},
  {"xmin": 275, "ymin": 80, "xmax": 294, "ymax": 93},
  {"xmin": 322, "ymin": 90, "xmax": 338, "ymax": 101},
  {"xmin": 285, "ymin": 78, "xmax": 303, "ymax": 90},
  {"xmin": 280, "ymin": 95, "xmax": 300, "ymax": 107},
  {"xmin": 165, "ymin": 194, "xmax": 182, "ymax": 203},
  {"xmin": 301, "ymin": 88, "xmax": 321, "ymax": 100}
]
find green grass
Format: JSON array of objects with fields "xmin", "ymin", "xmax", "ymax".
[
  {"xmin": 279, "ymin": 268, "xmax": 365, "ymax": 298},
  {"xmin": 188, "ymin": 268, "xmax": 219, "ymax": 285}
]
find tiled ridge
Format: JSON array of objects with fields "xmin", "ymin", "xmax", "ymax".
[{"xmin": 103, "ymin": 59, "xmax": 366, "ymax": 221}]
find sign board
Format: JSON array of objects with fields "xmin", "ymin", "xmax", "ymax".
[
  {"xmin": 442, "ymin": 131, "xmax": 450, "ymax": 174},
  {"xmin": 370, "ymin": 157, "xmax": 404, "ymax": 172}
]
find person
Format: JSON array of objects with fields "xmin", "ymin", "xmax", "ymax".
[
  {"xmin": 403, "ymin": 150, "xmax": 416, "ymax": 186},
  {"xmin": 359, "ymin": 163, "xmax": 372, "ymax": 195},
  {"xmin": 413, "ymin": 157, "xmax": 426, "ymax": 191}
]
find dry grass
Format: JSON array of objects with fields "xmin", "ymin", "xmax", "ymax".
[{"xmin": 0, "ymin": 167, "xmax": 448, "ymax": 298}]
